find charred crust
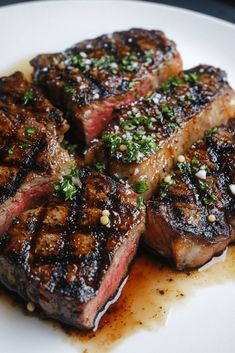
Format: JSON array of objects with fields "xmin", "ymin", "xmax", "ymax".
[
  {"xmin": 1, "ymin": 167, "xmax": 145, "ymax": 303},
  {"xmin": 152, "ymin": 119, "xmax": 235, "ymax": 242}
]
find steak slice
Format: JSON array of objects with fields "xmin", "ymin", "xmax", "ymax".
[
  {"xmin": 86, "ymin": 65, "xmax": 235, "ymax": 199},
  {"xmin": 0, "ymin": 167, "xmax": 145, "ymax": 330},
  {"xmin": 144, "ymin": 119, "xmax": 235, "ymax": 270},
  {"xmin": 0, "ymin": 71, "xmax": 71, "ymax": 235},
  {"xmin": 31, "ymin": 28, "xmax": 182, "ymax": 144}
]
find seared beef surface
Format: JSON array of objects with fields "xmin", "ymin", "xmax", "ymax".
[
  {"xmin": 31, "ymin": 28, "xmax": 182, "ymax": 143},
  {"xmin": 0, "ymin": 72, "xmax": 71, "ymax": 235},
  {"xmin": 86, "ymin": 65, "xmax": 235, "ymax": 199},
  {"xmin": 144, "ymin": 119, "xmax": 235, "ymax": 270},
  {"xmin": 0, "ymin": 167, "xmax": 145, "ymax": 330}
]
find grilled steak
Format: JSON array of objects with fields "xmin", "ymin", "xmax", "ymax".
[
  {"xmin": 0, "ymin": 71, "xmax": 71, "ymax": 235},
  {"xmin": 144, "ymin": 119, "xmax": 235, "ymax": 270},
  {"xmin": 31, "ymin": 28, "xmax": 182, "ymax": 144},
  {"xmin": 86, "ymin": 65, "xmax": 235, "ymax": 199},
  {"xmin": 0, "ymin": 167, "xmax": 145, "ymax": 330}
]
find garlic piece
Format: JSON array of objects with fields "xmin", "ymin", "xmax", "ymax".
[{"xmin": 195, "ymin": 169, "xmax": 207, "ymax": 180}]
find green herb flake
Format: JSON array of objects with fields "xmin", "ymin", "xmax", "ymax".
[
  {"xmin": 160, "ymin": 176, "xmax": 175, "ymax": 195},
  {"xmin": 133, "ymin": 181, "xmax": 149, "ymax": 194},
  {"xmin": 19, "ymin": 143, "xmax": 31, "ymax": 149},
  {"xmin": 128, "ymin": 81, "xmax": 135, "ymax": 90},
  {"xmin": 185, "ymin": 72, "xmax": 198, "ymax": 83},
  {"xmin": 93, "ymin": 55, "xmax": 116, "ymax": 70},
  {"xmin": 25, "ymin": 127, "xmax": 36, "ymax": 137},
  {"xmin": 176, "ymin": 161, "xmax": 183, "ymax": 171},
  {"xmin": 196, "ymin": 211, "xmax": 203, "ymax": 218},
  {"xmin": 136, "ymin": 196, "xmax": 145, "ymax": 211},
  {"xmin": 160, "ymin": 77, "xmax": 182, "ymax": 91},
  {"xmin": 22, "ymin": 91, "xmax": 35, "ymax": 105},
  {"xmin": 198, "ymin": 181, "xmax": 208, "ymax": 191},
  {"xmin": 121, "ymin": 114, "xmax": 153, "ymax": 131},
  {"xmin": 101, "ymin": 132, "xmax": 158, "ymax": 163},
  {"xmin": 71, "ymin": 55, "xmax": 87, "ymax": 69},
  {"xmin": 144, "ymin": 49, "xmax": 154, "ymax": 64},
  {"xmin": 203, "ymin": 193, "xmax": 217, "ymax": 206},
  {"xmin": 94, "ymin": 162, "xmax": 106, "ymax": 173},
  {"xmin": 64, "ymin": 83, "xmax": 77, "ymax": 97},
  {"xmin": 160, "ymin": 105, "xmax": 174, "ymax": 118},
  {"xmin": 205, "ymin": 127, "xmax": 218, "ymax": 138},
  {"xmin": 191, "ymin": 157, "xmax": 200, "ymax": 171},
  {"xmin": 60, "ymin": 139, "xmax": 77, "ymax": 155},
  {"xmin": 54, "ymin": 164, "xmax": 80, "ymax": 201},
  {"xmin": 135, "ymin": 92, "xmax": 140, "ymax": 99},
  {"xmin": 186, "ymin": 163, "xmax": 192, "ymax": 174},
  {"xmin": 8, "ymin": 146, "xmax": 15, "ymax": 155},
  {"xmin": 120, "ymin": 53, "xmax": 138, "ymax": 72},
  {"xmin": 186, "ymin": 93, "xmax": 193, "ymax": 101}
]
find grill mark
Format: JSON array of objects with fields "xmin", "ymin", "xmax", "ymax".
[
  {"xmin": 160, "ymin": 121, "xmax": 235, "ymax": 242},
  {"xmin": 28, "ymin": 205, "xmax": 51, "ymax": 268},
  {"xmin": 0, "ymin": 138, "xmax": 48, "ymax": 203},
  {"xmin": 118, "ymin": 31, "xmax": 146, "ymax": 57}
]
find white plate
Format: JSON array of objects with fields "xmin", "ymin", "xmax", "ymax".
[{"xmin": 0, "ymin": 1, "xmax": 235, "ymax": 353}]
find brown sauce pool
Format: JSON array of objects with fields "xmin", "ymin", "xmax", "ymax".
[
  {"xmin": 1, "ymin": 60, "xmax": 235, "ymax": 353},
  {"xmin": 1, "ymin": 246, "xmax": 235, "ymax": 353}
]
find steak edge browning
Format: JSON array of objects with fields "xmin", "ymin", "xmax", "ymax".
[
  {"xmin": 86, "ymin": 65, "xmax": 235, "ymax": 199},
  {"xmin": 31, "ymin": 28, "xmax": 182, "ymax": 144},
  {"xmin": 144, "ymin": 119, "xmax": 235, "ymax": 270},
  {"xmin": 0, "ymin": 72, "xmax": 72, "ymax": 235},
  {"xmin": 0, "ymin": 168, "xmax": 145, "ymax": 330}
]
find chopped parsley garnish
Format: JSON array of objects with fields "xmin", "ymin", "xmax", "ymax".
[
  {"xmin": 93, "ymin": 55, "xmax": 116, "ymax": 71},
  {"xmin": 64, "ymin": 83, "xmax": 76, "ymax": 97},
  {"xmin": 136, "ymin": 196, "xmax": 145, "ymax": 211},
  {"xmin": 72, "ymin": 53, "xmax": 118, "ymax": 73},
  {"xmin": 191, "ymin": 157, "xmax": 200, "ymax": 171},
  {"xmin": 143, "ymin": 49, "xmax": 154, "ymax": 64},
  {"xmin": 185, "ymin": 72, "xmax": 198, "ymax": 83},
  {"xmin": 121, "ymin": 114, "xmax": 154, "ymax": 131},
  {"xmin": 22, "ymin": 91, "xmax": 35, "ymax": 105},
  {"xmin": 94, "ymin": 162, "xmax": 106, "ymax": 173},
  {"xmin": 71, "ymin": 54, "xmax": 87, "ymax": 69},
  {"xmin": 8, "ymin": 146, "xmax": 15, "ymax": 155},
  {"xmin": 186, "ymin": 93, "xmax": 193, "ymax": 101},
  {"xmin": 196, "ymin": 211, "xmax": 203, "ymax": 218},
  {"xmin": 133, "ymin": 181, "xmax": 149, "ymax": 194},
  {"xmin": 160, "ymin": 176, "xmax": 175, "ymax": 195},
  {"xmin": 160, "ymin": 77, "xmax": 182, "ymax": 91},
  {"xmin": 54, "ymin": 164, "xmax": 80, "ymax": 201},
  {"xmin": 135, "ymin": 92, "xmax": 140, "ymax": 99},
  {"xmin": 128, "ymin": 81, "xmax": 135, "ymax": 90},
  {"xmin": 60, "ymin": 139, "xmax": 77, "ymax": 155},
  {"xmin": 203, "ymin": 192, "xmax": 217, "ymax": 206},
  {"xmin": 186, "ymin": 163, "xmax": 192, "ymax": 174},
  {"xmin": 205, "ymin": 127, "xmax": 218, "ymax": 138},
  {"xmin": 176, "ymin": 161, "xmax": 184, "ymax": 171},
  {"xmin": 19, "ymin": 143, "xmax": 31, "ymax": 149},
  {"xmin": 198, "ymin": 180, "xmax": 208, "ymax": 191},
  {"xmin": 25, "ymin": 127, "xmax": 36, "ymax": 137},
  {"xmin": 120, "ymin": 53, "xmax": 138, "ymax": 72},
  {"xmin": 160, "ymin": 105, "xmax": 174, "ymax": 118},
  {"xmin": 101, "ymin": 132, "xmax": 158, "ymax": 163},
  {"xmin": 101, "ymin": 133, "xmax": 122, "ymax": 154}
]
